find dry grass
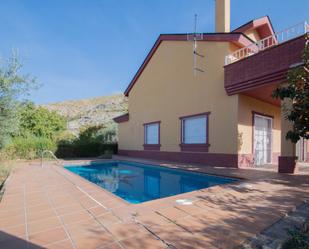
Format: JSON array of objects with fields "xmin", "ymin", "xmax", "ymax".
[{"xmin": 0, "ymin": 154, "xmax": 15, "ymax": 188}]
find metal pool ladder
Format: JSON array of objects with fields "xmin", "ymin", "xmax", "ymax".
[{"xmin": 41, "ymin": 150, "xmax": 62, "ymax": 168}]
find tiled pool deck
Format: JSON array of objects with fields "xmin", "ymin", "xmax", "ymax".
[{"xmin": 0, "ymin": 157, "xmax": 308, "ymax": 249}]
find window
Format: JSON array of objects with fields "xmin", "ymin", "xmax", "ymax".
[
  {"xmin": 180, "ymin": 113, "xmax": 210, "ymax": 152},
  {"xmin": 144, "ymin": 121, "xmax": 160, "ymax": 150}
]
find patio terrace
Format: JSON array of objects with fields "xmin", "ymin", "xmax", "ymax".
[{"xmin": 0, "ymin": 157, "xmax": 308, "ymax": 249}]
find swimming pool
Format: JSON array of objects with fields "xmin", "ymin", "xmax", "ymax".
[{"xmin": 65, "ymin": 161, "xmax": 237, "ymax": 204}]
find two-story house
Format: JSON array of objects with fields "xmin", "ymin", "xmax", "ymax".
[{"xmin": 114, "ymin": 0, "xmax": 308, "ymax": 173}]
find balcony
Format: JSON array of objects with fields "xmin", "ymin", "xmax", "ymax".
[
  {"xmin": 225, "ymin": 21, "xmax": 309, "ymax": 65},
  {"xmin": 224, "ymin": 22, "xmax": 308, "ymax": 105}
]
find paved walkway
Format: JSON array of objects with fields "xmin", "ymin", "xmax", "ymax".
[{"xmin": 0, "ymin": 158, "xmax": 308, "ymax": 249}]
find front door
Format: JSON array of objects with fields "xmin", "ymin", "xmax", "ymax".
[
  {"xmin": 254, "ymin": 114, "xmax": 272, "ymax": 166},
  {"xmin": 296, "ymin": 138, "xmax": 307, "ymax": 162}
]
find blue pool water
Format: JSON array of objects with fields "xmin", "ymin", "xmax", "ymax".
[{"xmin": 65, "ymin": 161, "xmax": 237, "ymax": 204}]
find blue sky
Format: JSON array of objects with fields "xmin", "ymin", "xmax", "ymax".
[{"xmin": 0, "ymin": 0, "xmax": 308, "ymax": 104}]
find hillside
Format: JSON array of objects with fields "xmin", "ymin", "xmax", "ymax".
[{"xmin": 43, "ymin": 94, "xmax": 128, "ymax": 135}]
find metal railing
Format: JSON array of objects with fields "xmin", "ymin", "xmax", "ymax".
[
  {"xmin": 225, "ymin": 21, "xmax": 309, "ymax": 65},
  {"xmin": 41, "ymin": 150, "xmax": 62, "ymax": 168}
]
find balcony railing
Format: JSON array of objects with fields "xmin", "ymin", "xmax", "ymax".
[{"xmin": 225, "ymin": 21, "xmax": 309, "ymax": 65}]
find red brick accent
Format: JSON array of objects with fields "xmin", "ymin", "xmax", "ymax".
[
  {"xmin": 272, "ymin": 152, "xmax": 280, "ymax": 164},
  {"xmin": 238, "ymin": 152, "xmax": 280, "ymax": 168},
  {"xmin": 118, "ymin": 150, "xmax": 283, "ymax": 168},
  {"xmin": 143, "ymin": 144, "xmax": 161, "ymax": 151},
  {"xmin": 113, "ymin": 113, "xmax": 129, "ymax": 123},
  {"xmin": 118, "ymin": 150, "xmax": 239, "ymax": 168},
  {"xmin": 179, "ymin": 144, "xmax": 210, "ymax": 152},
  {"xmin": 238, "ymin": 154, "xmax": 254, "ymax": 168},
  {"xmin": 224, "ymin": 35, "xmax": 306, "ymax": 95},
  {"xmin": 278, "ymin": 156, "xmax": 298, "ymax": 173}
]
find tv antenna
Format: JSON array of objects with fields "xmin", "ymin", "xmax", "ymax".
[{"xmin": 187, "ymin": 14, "xmax": 205, "ymax": 76}]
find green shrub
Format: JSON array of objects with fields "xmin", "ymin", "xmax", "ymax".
[
  {"xmin": 283, "ymin": 226, "xmax": 309, "ymax": 249},
  {"xmin": 55, "ymin": 124, "xmax": 118, "ymax": 158},
  {"xmin": 5, "ymin": 136, "xmax": 56, "ymax": 159},
  {"xmin": 18, "ymin": 103, "xmax": 66, "ymax": 139},
  {"xmin": 55, "ymin": 141, "xmax": 117, "ymax": 158}
]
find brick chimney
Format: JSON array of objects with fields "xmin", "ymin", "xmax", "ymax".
[{"xmin": 215, "ymin": 0, "xmax": 230, "ymax": 33}]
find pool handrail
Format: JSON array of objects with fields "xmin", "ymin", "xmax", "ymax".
[{"xmin": 41, "ymin": 150, "xmax": 62, "ymax": 168}]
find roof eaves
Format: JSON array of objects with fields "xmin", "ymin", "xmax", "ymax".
[{"xmin": 124, "ymin": 33, "xmax": 254, "ymax": 97}]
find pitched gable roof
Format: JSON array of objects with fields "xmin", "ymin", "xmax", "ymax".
[
  {"xmin": 232, "ymin": 16, "xmax": 275, "ymax": 39},
  {"xmin": 124, "ymin": 33, "xmax": 253, "ymax": 96}
]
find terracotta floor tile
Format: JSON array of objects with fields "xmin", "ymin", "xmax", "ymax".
[
  {"xmin": 0, "ymin": 207, "xmax": 24, "ymax": 217},
  {"xmin": 66, "ymin": 219, "xmax": 103, "ymax": 237},
  {"xmin": 101, "ymin": 199, "xmax": 127, "ymax": 210},
  {"xmin": 0, "ymin": 202, "xmax": 24, "ymax": 211},
  {"xmin": 2, "ymin": 189, "xmax": 23, "ymax": 196},
  {"xmin": 3, "ymin": 192, "xmax": 24, "ymax": 199},
  {"xmin": 26, "ymin": 199, "xmax": 50, "ymax": 208},
  {"xmin": 119, "ymin": 233, "xmax": 166, "ymax": 249},
  {"xmin": 96, "ymin": 213, "xmax": 121, "ymax": 226},
  {"xmin": 99, "ymin": 242, "xmax": 123, "ymax": 249},
  {"xmin": 79, "ymin": 195, "xmax": 98, "ymax": 209},
  {"xmin": 142, "ymin": 200, "xmax": 173, "ymax": 211},
  {"xmin": 43, "ymin": 239, "xmax": 74, "ymax": 249},
  {"xmin": 78, "ymin": 198, "xmax": 98, "ymax": 209},
  {"xmin": 135, "ymin": 212, "xmax": 171, "ymax": 227},
  {"xmin": 175, "ymin": 216, "xmax": 216, "ymax": 234},
  {"xmin": 170, "ymin": 234, "xmax": 218, "ymax": 249},
  {"xmin": 27, "ymin": 216, "xmax": 62, "ymax": 234},
  {"xmin": 174, "ymin": 203, "xmax": 204, "ymax": 215},
  {"xmin": 1, "ymin": 197, "xmax": 24, "ymax": 205},
  {"xmin": 0, "ymin": 214, "xmax": 25, "ymax": 228},
  {"xmin": 27, "ymin": 209, "xmax": 56, "ymax": 223},
  {"xmin": 29, "ymin": 226, "xmax": 68, "ymax": 245},
  {"xmin": 55, "ymin": 203, "xmax": 84, "ymax": 216},
  {"xmin": 157, "ymin": 206, "xmax": 189, "ymax": 221},
  {"xmin": 52, "ymin": 199, "xmax": 77, "ymax": 209},
  {"xmin": 72, "ymin": 230, "xmax": 115, "ymax": 249},
  {"xmin": 108, "ymin": 221, "xmax": 144, "ymax": 240},
  {"xmin": 26, "ymin": 203, "xmax": 53, "ymax": 213},
  {"xmin": 151, "ymin": 222, "xmax": 217, "ymax": 248},
  {"xmin": 26, "ymin": 192, "xmax": 46, "ymax": 201},
  {"xmin": 61, "ymin": 210, "xmax": 92, "ymax": 225},
  {"xmin": 88, "ymin": 205, "xmax": 108, "ymax": 217},
  {"xmin": 1, "ymin": 159, "xmax": 309, "ymax": 249},
  {"xmin": 111, "ymin": 206, "xmax": 138, "ymax": 221}
]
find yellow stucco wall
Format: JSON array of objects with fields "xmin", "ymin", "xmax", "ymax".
[
  {"xmin": 244, "ymin": 29, "xmax": 261, "ymax": 42},
  {"xmin": 119, "ymin": 40, "xmax": 239, "ymax": 154},
  {"xmin": 237, "ymin": 95, "xmax": 281, "ymax": 155}
]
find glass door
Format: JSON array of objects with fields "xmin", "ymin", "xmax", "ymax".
[
  {"xmin": 254, "ymin": 114, "xmax": 273, "ymax": 166},
  {"xmin": 296, "ymin": 138, "xmax": 307, "ymax": 162}
]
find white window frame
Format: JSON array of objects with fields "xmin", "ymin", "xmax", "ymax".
[
  {"xmin": 144, "ymin": 122, "xmax": 160, "ymax": 145},
  {"xmin": 181, "ymin": 114, "xmax": 208, "ymax": 145}
]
